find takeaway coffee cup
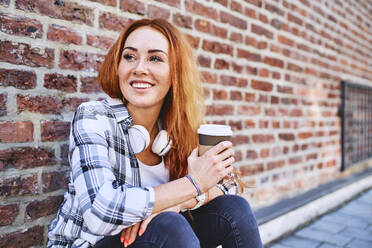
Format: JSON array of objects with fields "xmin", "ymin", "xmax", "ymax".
[{"xmin": 197, "ymin": 124, "xmax": 233, "ymax": 156}]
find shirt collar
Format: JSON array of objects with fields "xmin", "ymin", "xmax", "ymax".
[{"xmin": 104, "ymin": 97, "xmax": 133, "ymax": 127}]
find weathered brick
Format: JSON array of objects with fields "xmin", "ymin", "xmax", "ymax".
[
  {"xmin": 245, "ymin": 93, "xmax": 255, "ymax": 102},
  {"xmin": 246, "ymin": 150, "xmax": 258, "ymax": 159},
  {"xmin": 154, "ymin": 0, "xmax": 180, "ymax": 8},
  {"xmin": 278, "ymin": 34, "xmax": 295, "ymax": 46},
  {"xmin": 87, "ymin": 34, "xmax": 115, "ymax": 50},
  {"xmin": 17, "ymin": 95, "xmax": 63, "ymax": 114},
  {"xmin": 62, "ymin": 97, "xmax": 88, "ymax": 112},
  {"xmin": 245, "ymin": 7, "xmax": 256, "ymax": 19},
  {"xmin": 195, "ymin": 19, "xmax": 211, "ymax": 33},
  {"xmin": 220, "ymin": 11, "xmax": 247, "ymax": 30},
  {"xmin": 232, "ymin": 62, "xmax": 244, "ymax": 73},
  {"xmin": 237, "ymin": 49, "xmax": 261, "ymax": 62},
  {"xmin": 197, "ymin": 55, "xmax": 211, "ymax": 68},
  {"xmin": 251, "ymin": 24, "xmax": 273, "ymax": 39},
  {"xmin": 288, "ymin": 62, "xmax": 303, "ymax": 72},
  {"xmin": 263, "ymin": 56, "xmax": 284, "ymax": 68},
  {"xmin": 212, "ymin": 25, "xmax": 228, "ymax": 39},
  {"xmin": 0, "ymin": 13, "xmax": 43, "ymax": 38},
  {"xmin": 213, "ymin": 0, "xmax": 228, "ymax": 7},
  {"xmin": 90, "ymin": 0, "xmax": 116, "ymax": 6},
  {"xmin": 0, "ymin": 41, "xmax": 54, "ymax": 68},
  {"xmin": 265, "ymin": 3, "xmax": 285, "ymax": 16},
  {"xmin": 260, "ymin": 148, "xmax": 270, "ymax": 158},
  {"xmin": 120, "ymin": 0, "xmax": 145, "ymax": 15},
  {"xmin": 201, "ymin": 71, "xmax": 217, "ymax": 84},
  {"xmin": 231, "ymin": 0, "xmax": 243, "ymax": 13},
  {"xmin": 42, "ymin": 171, "xmax": 69, "ymax": 192},
  {"xmin": 258, "ymin": 68, "xmax": 270, "ymax": 77},
  {"xmin": 214, "ymin": 58, "xmax": 230, "ymax": 70},
  {"xmin": 0, "ymin": 69, "xmax": 36, "ymax": 89},
  {"xmin": 0, "ymin": 225, "xmax": 44, "ymax": 248},
  {"xmin": 44, "ymin": 73, "xmax": 77, "ymax": 92},
  {"xmin": 0, "ymin": 94, "xmax": 6, "ymax": 116},
  {"xmin": 251, "ymin": 80, "xmax": 273, "ymax": 92},
  {"xmin": 277, "ymin": 85, "xmax": 294, "ymax": 94},
  {"xmin": 59, "ymin": 50, "xmax": 104, "ymax": 72},
  {"xmin": 202, "ymin": 40, "xmax": 233, "ymax": 56},
  {"xmin": 25, "ymin": 195, "xmax": 64, "ymax": 220},
  {"xmin": 61, "ymin": 144, "xmax": 69, "ymax": 166},
  {"xmin": 16, "ymin": 0, "xmax": 94, "ymax": 26},
  {"xmin": 252, "ymin": 134, "xmax": 275, "ymax": 143},
  {"xmin": 0, "ymin": 147, "xmax": 55, "ymax": 169},
  {"xmin": 237, "ymin": 105, "xmax": 261, "ymax": 115},
  {"xmin": 220, "ymin": 75, "xmax": 248, "ymax": 88},
  {"xmin": 80, "ymin": 76, "xmax": 101, "ymax": 93},
  {"xmin": 173, "ymin": 13, "xmax": 192, "ymax": 29},
  {"xmin": 41, "ymin": 121, "xmax": 70, "ymax": 142},
  {"xmin": 185, "ymin": 0, "xmax": 218, "ymax": 19},
  {"xmin": 288, "ymin": 13, "xmax": 303, "ymax": 26},
  {"xmin": 230, "ymin": 32, "xmax": 243, "ymax": 43},
  {"xmin": 213, "ymin": 89, "xmax": 228, "ymax": 100},
  {"xmin": 259, "ymin": 13, "xmax": 269, "ymax": 24},
  {"xmin": 206, "ymin": 104, "xmax": 234, "ymax": 115},
  {"xmin": 147, "ymin": 5, "xmax": 170, "ymax": 19},
  {"xmin": 185, "ymin": 34, "xmax": 200, "ymax": 49},
  {"xmin": 0, "ymin": 0, "xmax": 10, "ymax": 6},
  {"xmin": 99, "ymin": 12, "xmax": 131, "ymax": 32},
  {"xmin": 0, "ymin": 204, "xmax": 19, "ymax": 226},
  {"xmin": 0, "ymin": 174, "xmax": 38, "ymax": 197},
  {"xmin": 230, "ymin": 91, "xmax": 242, "ymax": 101},
  {"xmin": 279, "ymin": 133, "xmax": 295, "ymax": 141},
  {"xmin": 47, "ymin": 24, "xmax": 83, "ymax": 45},
  {"xmin": 245, "ymin": 0, "xmax": 262, "ymax": 7},
  {"xmin": 0, "ymin": 121, "xmax": 33, "ymax": 143}
]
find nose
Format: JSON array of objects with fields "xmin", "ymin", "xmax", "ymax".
[{"xmin": 133, "ymin": 58, "xmax": 148, "ymax": 75}]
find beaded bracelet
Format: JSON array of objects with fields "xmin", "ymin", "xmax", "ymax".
[{"xmin": 185, "ymin": 174, "xmax": 201, "ymax": 196}]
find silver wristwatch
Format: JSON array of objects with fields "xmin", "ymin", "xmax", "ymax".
[{"xmin": 189, "ymin": 193, "xmax": 206, "ymax": 210}]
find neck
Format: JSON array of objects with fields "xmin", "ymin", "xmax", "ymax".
[{"xmin": 127, "ymin": 104, "xmax": 162, "ymax": 136}]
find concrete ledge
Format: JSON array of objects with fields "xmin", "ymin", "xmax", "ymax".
[{"xmin": 258, "ymin": 173, "xmax": 372, "ymax": 245}]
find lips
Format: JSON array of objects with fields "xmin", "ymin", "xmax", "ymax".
[{"xmin": 130, "ymin": 80, "xmax": 154, "ymax": 89}]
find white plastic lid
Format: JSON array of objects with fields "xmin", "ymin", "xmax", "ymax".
[{"xmin": 197, "ymin": 124, "xmax": 233, "ymax": 136}]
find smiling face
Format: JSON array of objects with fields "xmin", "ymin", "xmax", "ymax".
[{"xmin": 118, "ymin": 26, "xmax": 171, "ymax": 113}]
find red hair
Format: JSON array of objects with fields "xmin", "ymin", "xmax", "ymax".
[{"xmin": 98, "ymin": 19, "xmax": 205, "ymax": 180}]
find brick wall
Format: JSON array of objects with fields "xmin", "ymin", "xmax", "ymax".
[{"xmin": 0, "ymin": 0, "xmax": 371, "ymax": 246}]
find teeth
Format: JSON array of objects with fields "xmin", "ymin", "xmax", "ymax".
[{"xmin": 132, "ymin": 82, "xmax": 152, "ymax": 89}]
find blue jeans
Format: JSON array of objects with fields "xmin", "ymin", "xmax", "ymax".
[{"xmin": 93, "ymin": 195, "xmax": 263, "ymax": 248}]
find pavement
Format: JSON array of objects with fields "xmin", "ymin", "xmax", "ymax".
[{"xmin": 266, "ymin": 188, "xmax": 372, "ymax": 248}]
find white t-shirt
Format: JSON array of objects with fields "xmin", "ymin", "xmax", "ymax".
[{"xmin": 138, "ymin": 159, "xmax": 170, "ymax": 187}]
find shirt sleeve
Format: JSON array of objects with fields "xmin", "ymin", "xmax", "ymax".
[{"xmin": 70, "ymin": 103, "xmax": 155, "ymax": 236}]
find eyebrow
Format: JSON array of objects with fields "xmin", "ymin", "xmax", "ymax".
[{"xmin": 123, "ymin": 46, "xmax": 168, "ymax": 56}]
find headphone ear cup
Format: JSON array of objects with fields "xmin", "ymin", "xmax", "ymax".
[
  {"xmin": 128, "ymin": 125, "xmax": 150, "ymax": 154},
  {"xmin": 152, "ymin": 130, "xmax": 172, "ymax": 156}
]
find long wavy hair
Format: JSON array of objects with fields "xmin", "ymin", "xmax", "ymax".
[{"xmin": 98, "ymin": 18, "xmax": 205, "ymax": 180}]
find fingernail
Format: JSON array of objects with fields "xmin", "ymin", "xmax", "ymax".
[
  {"xmin": 139, "ymin": 228, "xmax": 143, "ymax": 236},
  {"xmin": 124, "ymin": 240, "xmax": 127, "ymax": 247}
]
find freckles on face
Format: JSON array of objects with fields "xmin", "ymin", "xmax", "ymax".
[{"xmin": 118, "ymin": 26, "xmax": 172, "ymax": 110}]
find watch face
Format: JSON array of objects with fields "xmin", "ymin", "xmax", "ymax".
[{"xmin": 197, "ymin": 193, "xmax": 206, "ymax": 202}]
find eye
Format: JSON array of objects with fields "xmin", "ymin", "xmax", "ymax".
[
  {"xmin": 149, "ymin": 55, "xmax": 163, "ymax": 62},
  {"xmin": 123, "ymin": 53, "xmax": 135, "ymax": 61}
]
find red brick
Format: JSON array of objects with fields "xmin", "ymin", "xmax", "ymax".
[
  {"xmin": 185, "ymin": 34, "xmax": 200, "ymax": 49},
  {"xmin": 99, "ymin": 12, "xmax": 131, "ymax": 32},
  {"xmin": 0, "ymin": 121, "xmax": 33, "ymax": 143},
  {"xmin": 245, "ymin": 35, "xmax": 257, "ymax": 47},
  {"xmin": 271, "ymin": 96, "xmax": 279, "ymax": 104},
  {"xmin": 279, "ymin": 133, "xmax": 295, "ymax": 141},
  {"xmin": 0, "ymin": 225, "xmax": 44, "ymax": 248},
  {"xmin": 44, "ymin": 73, "xmax": 77, "ymax": 92},
  {"xmin": 202, "ymin": 40, "xmax": 233, "ymax": 56},
  {"xmin": 42, "ymin": 171, "xmax": 69, "ymax": 192},
  {"xmin": 0, "ymin": 69, "xmax": 36, "ymax": 89},
  {"xmin": 237, "ymin": 105, "xmax": 261, "ymax": 115},
  {"xmin": 258, "ymin": 68, "xmax": 269, "ymax": 77},
  {"xmin": 288, "ymin": 62, "xmax": 303, "ymax": 72},
  {"xmin": 232, "ymin": 62, "xmax": 244, "ymax": 73},
  {"xmin": 265, "ymin": 108, "xmax": 276, "ymax": 116},
  {"xmin": 214, "ymin": 58, "xmax": 229, "ymax": 70},
  {"xmin": 231, "ymin": 135, "xmax": 249, "ymax": 145},
  {"xmin": 259, "ymin": 13, "xmax": 269, "ymax": 23},
  {"xmin": 90, "ymin": 0, "xmax": 116, "ymax": 6},
  {"xmin": 0, "ymin": 94, "xmax": 6, "ymax": 116},
  {"xmin": 228, "ymin": 120, "xmax": 242, "ymax": 130},
  {"xmin": 230, "ymin": 32, "xmax": 243, "ymax": 43},
  {"xmin": 244, "ymin": 93, "xmax": 255, "ymax": 102},
  {"xmin": 230, "ymin": 91, "xmax": 242, "ymax": 101},
  {"xmin": 212, "ymin": 25, "xmax": 228, "ymax": 38},
  {"xmin": 201, "ymin": 71, "xmax": 217, "ymax": 84},
  {"xmin": 0, "ymin": 175, "xmax": 38, "ymax": 197},
  {"xmin": 17, "ymin": 95, "xmax": 63, "ymax": 114},
  {"xmin": 154, "ymin": 0, "xmax": 180, "ymax": 8},
  {"xmin": 267, "ymin": 160, "xmax": 285, "ymax": 170},
  {"xmin": 41, "ymin": 121, "xmax": 70, "ymax": 142},
  {"xmin": 265, "ymin": 3, "xmax": 285, "ymax": 16},
  {"xmin": 213, "ymin": 0, "xmax": 227, "ymax": 7},
  {"xmin": 47, "ymin": 24, "xmax": 82, "ymax": 45},
  {"xmin": 81, "ymin": 76, "xmax": 102, "ymax": 93},
  {"xmin": 220, "ymin": 75, "xmax": 248, "ymax": 88},
  {"xmin": 173, "ymin": 13, "xmax": 192, "ymax": 29},
  {"xmin": 16, "ymin": 0, "xmax": 94, "ymax": 26},
  {"xmin": 251, "ymin": 24, "xmax": 273, "ymax": 39},
  {"xmin": 245, "ymin": 0, "xmax": 262, "ymax": 7},
  {"xmin": 185, "ymin": 0, "xmax": 218, "ymax": 19},
  {"xmin": 25, "ymin": 195, "xmax": 64, "ymax": 220},
  {"xmin": 147, "ymin": 5, "xmax": 170, "ymax": 19},
  {"xmin": 198, "ymin": 55, "xmax": 211, "ymax": 68},
  {"xmin": 206, "ymin": 104, "xmax": 234, "ymax": 115},
  {"xmin": 0, "ymin": 13, "xmax": 42, "ymax": 38},
  {"xmin": 240, "ymin": 163, "xmax": 264, "ymax": 176},
  {"xmin": 278, "ymin": 34, "xmax": 295, "ymax": 46},
  {"xmin": 289, "ymin": 156, "xmax": 302, "ymax": 165},
  {"xmin": 258, "ymin": 94, "xmax": 268, "ymax": 103},
  {"xmin": 0, "ymin": 204, "xmax": 19, "ymax": 226},
  {"xmin": 277, "ymin": 85, "xmax": 293, "ymax": 94},
  {"xmin": 220, "ymin": 11, "xmax": 247, "ymax": 30},
  {"xmin": 298, "ymin": 132, "xmax": 312, "ymax": 139},
  {"xmin": 251, "ymin": 80, "xmax": 273, "ymax": 92},
  {"xmin": 60, "ymin": 50, "xmax": 104, "ymax": 72},
  {"xmin": 120, "ymin": 0, "xmax": 145, "ymax": 15},
  {"xmin": 213, "ymin": 89, "xmax": 228, "ymax": 100},
  {"xmin": 260, "ymin": 148, "xmax": 270, "ymax": 158},
  {"xmin": 246, "ymin": 66, "xmax": 257, "ymax": 75},
  {"xmin": 271, "ymin": 18, "xmax": 284, "ymax": 30},
  {"xmin": 263, "ymin": 56, "xmax": 284, "ymax": 68},
  {"xmin": 0, "ymin": 147, "xmax": 55, "ymax": 169},
  {"xmin": 290, "ymin": 109, "xmax": 303, "ymax": 117},
  {"xmin": 287, "ymin": 13, "xmax": 303, "ymax": 26},
  {"xmin": 62, "ymin": 97, "xmax": 88, "ymax": 112},
  {"xmin": 0, "ymin": 0, "xmax": 9, "ymax": 6},
  {"xmin": 252, "ymin": 134, "xmax": 275, "ymax": 143},
  {"xmin": 246, "ymin": 150, "xmax": 258, "ymax": 159},
  {"xmin": 237, "ymin": 49, "xmax": 261, "ymax": 62},
  {"xmin": 0, "ymin": 41, "xmax": 54, "ymax": 68},
  {"xmin": 245, "ymin": 7, "xmax": 256, "ymax": 19},
  {"xmin": 195, "ymin": 19, "xmax": 211, "ymax": 33}
]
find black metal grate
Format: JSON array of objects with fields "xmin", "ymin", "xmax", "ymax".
[{"xmin": 340, "ymin": 81, "xmax": 372, "ymax": 171}]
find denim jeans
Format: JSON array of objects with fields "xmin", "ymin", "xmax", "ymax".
[{"xmin": 93, "ymin": 195, "xmax": 263, "ymax": 248}]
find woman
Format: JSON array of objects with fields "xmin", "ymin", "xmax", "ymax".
[{"xmin": 47, "ymin": 18, "xmax": 262, "ymax": 248}]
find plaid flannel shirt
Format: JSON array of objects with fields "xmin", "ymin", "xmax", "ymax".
[{"xmin": 47, "ymin": 97, "xmax": 237, "ymax": 248}]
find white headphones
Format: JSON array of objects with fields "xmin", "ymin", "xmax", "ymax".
[{"xmin": 127, "ymin": 124, "xmax": 172, "ymax": 156}]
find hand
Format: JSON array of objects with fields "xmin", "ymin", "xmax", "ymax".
[
  {"xmin": 187, "ymin": 141, "xmax": 235, "ymax": 193},
  {"xmin": 120, "ymin": 204, "xmax": 182, "ymax": 247}
]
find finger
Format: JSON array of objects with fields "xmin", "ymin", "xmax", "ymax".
[
  {"xmin": 220, "ymin": 156, "xmax": 235, "ymax": 168},
  {"xmin": 205, "ymin": 141, "xmax": 232, "ymax": 156},
  {"xmin": 124, "ymin": 227, "xmax": 132, "ymax": 247},
  {"xmin": 128, "ymin": 223, "xmax": 140, "ymax": 246},
  {"xmin": 216, "ymin": 148, "xmax": 234, "ymax": 161},
  {"xmin": 190, "ymin": 147, "xmax": 199, "ymax": 157},
  {"xmin": 120, "ymin": 229, "xmax": 125, "ymax": 243},
  {"xmin": 139, "ymin": 213, "xmax": 157, "ymax": 236}
]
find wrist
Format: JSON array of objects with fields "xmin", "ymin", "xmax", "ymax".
[{"xmin": 185, "ymin": 174, "xmax": 202, "ymax": 196}]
